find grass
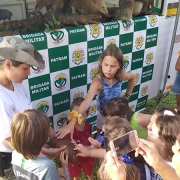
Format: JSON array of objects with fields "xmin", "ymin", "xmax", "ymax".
[
  {"xmin": 53, "ymin": 92, "xmax": 177, "ymax": 180},
  {"xmin": 141, "ymin": 92, "xmax": 176, "ymax": 114}
]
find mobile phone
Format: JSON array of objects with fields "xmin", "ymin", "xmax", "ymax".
[{"xmin": 109, "ymin": 130, "xmax": 139, "ymax": 157}]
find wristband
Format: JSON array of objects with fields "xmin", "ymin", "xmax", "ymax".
[
  {"xmin": 68, "ymin": 110, "xmax": 83, "ymax": 125},
  {"xmin": 124, "ymin": 93, "xmax": 131, "ymax": 98}
]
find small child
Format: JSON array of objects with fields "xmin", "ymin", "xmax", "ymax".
[
  {"xmin": 102, "ymin": 97, "xmax": 151, "ymax": 139},
  {"xmin": 147, "ymin": 108, "xmax": 180, "ymax": 180},
  {"xmin": 89, "ymin": 117, "xmax": 129, "ymax": 149},
  {"xmin": 97, "ymin": 123, "xmax": 141, "ymax": 180},
  {"xmin": 11, "ymin": 109, "xmax": 69, "ymax": 180},
  {"xmin": 66, "ymin": 97, "xmax": 95, "ymax": 180}
]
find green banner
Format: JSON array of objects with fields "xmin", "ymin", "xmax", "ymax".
[{"xmin": 21, "ymin": 15, "xmax": 159, "ymax": 133}]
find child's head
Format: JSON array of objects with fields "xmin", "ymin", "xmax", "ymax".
[
  {"xmin": 98, "ymin": 124, "xmax": 140, "ymax": 180},
  {"xmin": 102, "ymin": 97, "xmax": 133, "ymax": 121},
  {"xmin": 172, "ymin": 133, "xmax": 180, "ymax": 177},
  {"xmin": 155, "ymin": 107, "xmax": 177, "ymax": 116},
  {"xmin": 97, "ymin": 160, "xmax": 140, "ymax": 180},
  {"xmin": 104, "ymin": 124, "xmax": 133, "ymax": 151},
  {"xmin": 98, "ymin": 45, "xmax": 124, "ymax": 81},
  {"xmin": 70, "ymin": 97, "xmax": 89, "ymax": 119},
  {"xmin": 103, "ymin": 117, "xmax": 129, "ymax": 133},
  {"xmin": 148, "ymin": 109, "xmax": 180, "ymax": 161},
  {"xmin": 11, "ymin": 109, "xmax": 50, "ymax": 159}
]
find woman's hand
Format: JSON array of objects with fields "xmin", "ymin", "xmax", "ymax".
[
  {"xmin": 105, "ymin": 151, "xmax": 126, "ymax": 180},
  {"xmin": 56, "ymin": 118, "xmax": 77, "ymax": 140},
  {"xmin": 135, "ymin": 138, "xmax": 162, "ymax": 167},
  {"xmin": 88, "ymin": 137, "xmax": 101, "ymax": 148},
  {"xmin": 59, "ymin": 151, "xmax": 68, "ymax": 168}
]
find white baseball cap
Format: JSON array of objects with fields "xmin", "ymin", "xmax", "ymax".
[{"xmin": 0, "ymin": 36, "xmax": 45, "ymax": 68}]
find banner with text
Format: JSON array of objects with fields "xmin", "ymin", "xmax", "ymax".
[{"xmin": 20, "ymin": 15, "xmax": 159, "ymax": 133}]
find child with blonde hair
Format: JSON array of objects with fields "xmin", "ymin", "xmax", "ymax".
[
  {"xmin": 11, "ymin": 109, "xmax": 69, "ymax": 180},
  {"xmin": 66, "ymin": 97, "xmax": 95, "ymax": 180},
  {"xmin": 97, "ymin": 123, "xmax": 141, "ymax": 180}
]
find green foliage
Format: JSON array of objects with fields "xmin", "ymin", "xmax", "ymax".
[{"xmin": 45, "ymin": 11, "xmax": 61, "ymax": 33}]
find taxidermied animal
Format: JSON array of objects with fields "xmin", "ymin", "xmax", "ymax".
[
  {"xmin": 143, "ymin": 0, "xmax": 154, "ymax": 13},
  {"xmin": 33, "ymin": 0, "xmax": 105, "ymax": 25},
  {"xmin": 35, "ymin": 0, "xmax": 108, "ymax": 15},
  {"xmin": 47, "ymin": 137, "xmax": 78, "ymax": 165},
  {"xmin": 70, "ymin": 0, "xmax": 108, "ymax": 15},
  {"xmin": 106, "ymin": 0, "xmax": 134, "ymax": 20},
  {"xmin": 118, "ymin": 0, "xmax": 134, "ymax": 20},
  {"xmin": 58, "ymin": 14, "xmax": 101, "ymax": 26},
  {"xmin": 133, "ymin": 1, "xmax": 143, "ymax": 16},
  {"xmin": 0, "ymin": 9, "xmax": 13, "ymax": 22}
]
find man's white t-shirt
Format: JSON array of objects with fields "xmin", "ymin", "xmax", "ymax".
[{"xmin": 0, "ymin": 83, "xmax": 32, "ymax": 152}]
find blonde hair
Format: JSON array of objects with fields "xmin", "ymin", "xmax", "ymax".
[
  {"xmin": 97, "ymin": 124, "xmax": 140, "ymax": 180},
  {"xmin": 104, "ymin": 117, "xmax": 129, "ymax": 133},
  {"xmin": 97, "ymin": 160, "xmax": 140, "ymax": 180},
  {"xmin": 11, "ymin": 109, "xmax": 50, "ymax": 159}
]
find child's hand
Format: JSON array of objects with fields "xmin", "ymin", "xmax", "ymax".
[
  {"xmin": 123, "ymin": 94, "xmax": 130, "ymax": 100},
  {"xmin": 105, "ymin": 151, "xmax": 126, "ymax": 180},
  {"xmin": 56, "ymin": 118, "xmax": 76, "ymax": 140},
  {"xmin": 71, "ymin": 140, "xmax": 77, "ymax": 146},
  {"xmin": 88, "ymin": 137, "xmax": 101, "ymax": 148},
  {"xmin": 74, "ymin": 144, "xmax": 91, "ymax": 157},
  {"xmin": 59, "ymin": 151, "xmax": 68, "ymax": 168}
]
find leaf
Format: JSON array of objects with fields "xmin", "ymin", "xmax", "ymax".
[
  {"xmin": 51, "ymin": 11, "xmax": 60, "ymax": 26},
  {"xmin": 46, "ymin": 19, "xmax": 54, "ymax": 26},
  {"xmin": 44, "ymin": 23, "xmax": 50, "ymax": 32},
  {"xmin": 0, "ymin": 24, "xmax": 3, "ymax": 31},
  {"xmin": 5, "ymin": 25, "xmax": 9, "ymax": 31}
]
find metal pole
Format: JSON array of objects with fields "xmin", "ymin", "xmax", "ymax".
[{"xmin": 158, "ymin": 2, "xmax": 180, "ymax": 99}]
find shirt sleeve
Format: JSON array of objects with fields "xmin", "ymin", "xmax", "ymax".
[
  {"xmin": 63, "ymin": 167, "xmax": 70, "ymax": 180},
  {"xmin": 0, "ymin": 100, "xmax": 15, "ymax": 141}
]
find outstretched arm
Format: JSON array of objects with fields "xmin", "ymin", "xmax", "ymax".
[
  {"xmin": 57, "ymin": 77, "xmax": 101, "ymax": 140},
  {"xmin": 74, "ymin": 144, "xmax": 106, "ymax": 158}
]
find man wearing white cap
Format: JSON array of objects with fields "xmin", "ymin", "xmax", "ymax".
[{"xmin": 0, "ymin": 36, "xmax": 62, "ymax": 179}]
